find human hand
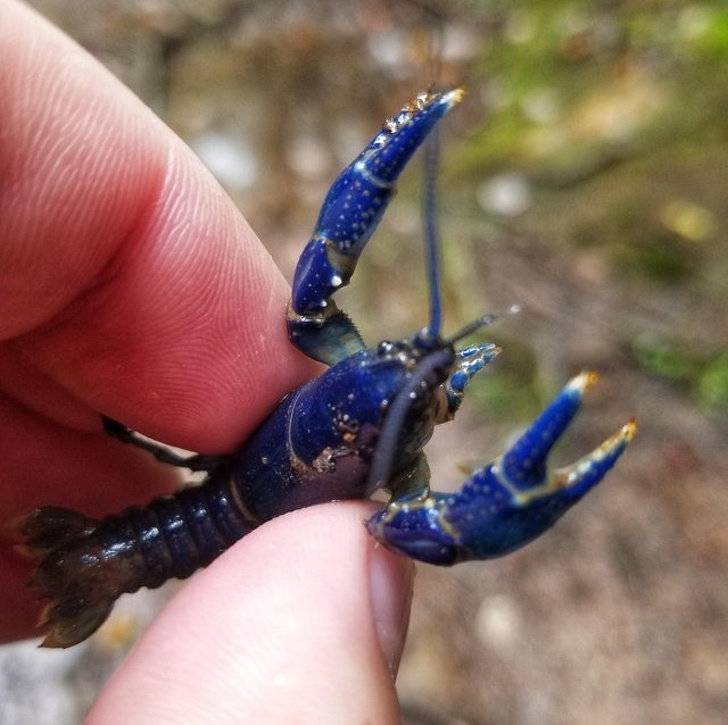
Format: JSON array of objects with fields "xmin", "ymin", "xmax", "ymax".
[{"xmin": 1, "ymin": 1, "xmax": 413, "ymax": 721}]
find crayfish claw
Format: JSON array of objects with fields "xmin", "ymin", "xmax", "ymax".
[
  {"xmin": 367, "ymin": 374, "xmax": 635, "ymax": 566},
  {"xmin": 287, "ymin": 89, "xmax": 463, "ymax": 365},
  {"xmin": 501, "ymin": 372, "xmax": 597, "ymax": 490},
  {"xmin": 552, "ymin": 417, "xmax": 637, "ymax": 499}
]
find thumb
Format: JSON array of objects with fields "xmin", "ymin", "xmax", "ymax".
[{"xmin": 87, "ymin": 502, "xmax": 413, "ymax": 724}]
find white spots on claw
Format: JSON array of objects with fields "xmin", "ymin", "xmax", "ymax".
[{"xmin": 415, "ymin": 91, "xmax": 431, "ymax": 109}]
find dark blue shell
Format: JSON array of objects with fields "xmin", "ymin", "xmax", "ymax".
[{"xmin": 230, "ymin": 343, "xmax": 445, "ymax": 521}]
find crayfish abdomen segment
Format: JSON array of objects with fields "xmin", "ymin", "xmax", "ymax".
[{"xmin": 21, "ymin": 480, "xmax": 257, "ymax": 648}]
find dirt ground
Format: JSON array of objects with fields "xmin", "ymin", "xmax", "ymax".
[{"xmin": 3, "ymin": 2, "xmax": 727, "ymax": 723}]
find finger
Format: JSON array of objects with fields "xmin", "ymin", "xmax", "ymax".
[
  {"xmin": 88, "ymin": 503, "xmax": 414, "ymax": 724},
  {"xmin": 0, "ymin": 0, "xmax": 316, "ymax": 453},
  {"xmin": 0, "ymin": 0, "xmax": 314, "ymax": 643}
]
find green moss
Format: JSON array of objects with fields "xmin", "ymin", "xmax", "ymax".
[
  {"xmin": 633, "ymin": 337, "xmax": 728, "ymax": 415},
  {"xmin": 698, "ymin": 353, "xmax": 728, "ymax": 414}
]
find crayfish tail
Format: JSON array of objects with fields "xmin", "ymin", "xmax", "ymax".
[
  {"xmin": 21, "ymin": 482, "xmax": 260, "ymax": 647},
  {"xmin": 36, "ymin": 594, "xmax": 113, "ymax": 649},
  {"xmin": 20, "ymin": 507, "xmax": 115, "ymax": 648},
  {"xmin": 21, "ymin": 506, "xmax": 97, "ymax": 553}
]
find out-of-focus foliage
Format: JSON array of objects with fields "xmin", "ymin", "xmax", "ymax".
[
  {"xmin": 444, "ymin": 0, "xmax": 728, "ymax": 418},
  {"xmin": 634, "ymin": 337, "xmax": 728, "ymax": 415}
]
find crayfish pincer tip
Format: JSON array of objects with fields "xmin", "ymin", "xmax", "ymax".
[
  {"xmin": 444, "ymin": 87, "xmax": 466, "ymax": 105},
  {"xmin": 569, "ymin": 370, "xmax": 599, "ymax": 394},
  {"xmin": 555, "ymin": 416, "xmax": 636, "ymax": 497},
  {"xmin": 411, "ymin": 88, "xmax": 464, "ymax": 118},
  {"xmin": 625, "ymin": 417, "xmax": 638, "ymax": 441}
]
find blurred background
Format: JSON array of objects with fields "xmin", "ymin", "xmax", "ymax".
[{"xmin": 2, "ymin": 0, "xmax": 727, "ymax": 723}]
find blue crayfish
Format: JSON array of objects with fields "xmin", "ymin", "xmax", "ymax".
[{"xmin": 21, "ymin": 89, "xmax": 635, "ymax": 648}]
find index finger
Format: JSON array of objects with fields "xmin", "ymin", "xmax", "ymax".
[{"xmin": 0, "ymin": 0, "xmax": 314, "ymax": 452}]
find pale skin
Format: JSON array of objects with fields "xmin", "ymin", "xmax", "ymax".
[{"xmin": 0, "ymin": 1, "xmax": 413, "ymax": 721}]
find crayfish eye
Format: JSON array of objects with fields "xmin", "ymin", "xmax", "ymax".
[{"xmin": 412, "ymin": 327, "xmax": 440, "ymax": 351}]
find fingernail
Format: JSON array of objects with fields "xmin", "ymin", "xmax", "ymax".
[{"xmin": 369, "ymin": 546, "xmax": 414, "ymax": 678}]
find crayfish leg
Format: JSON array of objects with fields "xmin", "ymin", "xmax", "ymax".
[{"xmin": 102, "ymin": 417, "xmax": 226, "ymax": 472}]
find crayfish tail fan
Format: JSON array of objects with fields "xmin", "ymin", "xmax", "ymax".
[
  {"xmin": 20, "ymin": 507, "xmax": 114, "ymax": 648},
  {"xmin": 20, "ymin": 506, "xmax": 97, "ymax": 552}
]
